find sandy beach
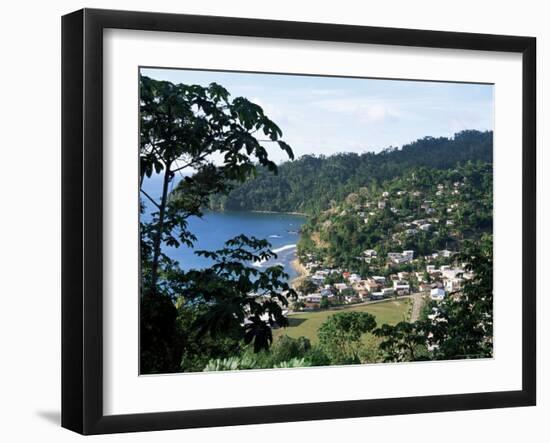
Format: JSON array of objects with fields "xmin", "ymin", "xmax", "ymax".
[{"xmin": 290, "ymin": 257, "xmax": 309, "ymax": 288}]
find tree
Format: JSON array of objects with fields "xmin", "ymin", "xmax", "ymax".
[
  {"xmin": 374, "ymin": 322, "xmax": 429, "ymax": 362},
  {"xmin": 183, "ymin": 235, "xmax": 297, "ymax": 353},
  {"xmin": 320, "ymin": 296, "xmax": 330, "ymax": 310},
  {"xmin": 139, "ymin": 77, "xmax": 295, "ymax": 372},
  {"xmin": 426, "ymin": 235, "xmax": 493, "ymax": 360},
  {"xmin": 140, "ymin": 75, "xmax": 293, "ymax": 294},
  {"xmin": 375, "ymin": 235, "xmax": 493, "ymax": 362},
  {"xmin": 318, "ymin": 312, "xmax": 377, "ymax": 364}
]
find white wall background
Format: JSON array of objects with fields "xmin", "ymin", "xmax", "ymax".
[{"xmin": 0, "ymin": 1, "xmax": 546, "ymax": 441}]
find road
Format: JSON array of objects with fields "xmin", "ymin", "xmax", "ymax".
[{"xmin": 409, "ymin": 292, "xmax": 425, "ymax": 322}]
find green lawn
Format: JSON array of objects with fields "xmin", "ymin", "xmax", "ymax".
[{"xmin": 274, "ymin": 299, "xmax": 410, "ymax": 344}]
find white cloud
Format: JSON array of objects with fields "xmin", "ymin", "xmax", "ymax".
[{"xmin": 311, "ymin": 97, "xmax": 401, "ymax": 123}]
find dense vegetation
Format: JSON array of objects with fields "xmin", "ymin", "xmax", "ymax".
[
  {"xmin": 298, "ymin": 160, "xmax": 492, "ymax": 270},
  {"xmin": 210, "ymin": 130, "xmax": 492, "ymax": 214}
]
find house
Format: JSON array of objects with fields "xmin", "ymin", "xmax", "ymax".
[
  {"xmin": 419, "ymin": 223, "xmax": 432, "ymax": 231},
  {"xmin": 366, "ymin": 279, "xmax": 382, "ymax": 293},
  {"xmin": 348, "ymin": 273, "xmax": 362, "ymax": 284},
  {"xmin": 387, "ymin": 252, "xmax": 402, "ymax": 261},
  {"xmin": 415, "ymin": 271, "xmax": 425, "ymax": 282},
  {"xmin": 393, "ymin": 281, "xmax": 410, "ymax": 295},
  {"xmin": 397, "ymin": 271, "xmax": 410, "ymax": 280},
  {"xmin": 334, "ymin": 283, "xmax": 349, "ymax": 292},
  {"xmin": 378, "ymin": 200, "xmax": 386, "ymax": 209},
  {"xmin": 444, "ymin": 278, "xmax": 462, "ymax": 292},
  {"xmin": 363, "ymin": 249, "xmax": 377, "ymax": 258},
  {"xmin": 412, "ymin": 219, "xmax": 428, "ymax": 227},
  {"xmin": 306, "ymin": 293, "xmax": 322, "ymax": 303},
  {"xmin": 426, "ymin": 265, "xmax": 436, "ymax": 273},
  {"xmin": 430, "ymin": 287, "xmax": 446, "ymax": 300},
  {"xmin": 439, "ymin": 249, "xmax": 455, "ymax": 258},
  {"xmin": 388, "ymin": 250, "xmax": 414, "ymax": 264},
  {"xmin": 372, "ymin": 276, "xmax": 386, "ymax": 284},
  {"xmin": 370, "ymin": 291, "xmax": 385, "ymax": 300},
  {"xmin": 382, "ymin": 191, "xmax": 390, "ymax": 197}
]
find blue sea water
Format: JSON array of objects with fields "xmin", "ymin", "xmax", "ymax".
[
  {"xmin": 163, "ymin": 211, "xmax": 306, "ymax": 280},
  {"xmin": 141, "ymin": 176, "xmax": 306, "ymax": 280}
]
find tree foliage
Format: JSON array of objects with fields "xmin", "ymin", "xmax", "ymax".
[
  {"xmin": 318, "ymin": 312, "xmax": 377, "ymax": 364},
  {"xmin": 375, "ymin": 236, "xmax": 493, "ymax": 362},
  {"xmin": 139, "ymin": 76, "xmax": 295, "ymax": 373},
  {"xmin": 210, "ymin": 130, "xmax": 492, "ymax": 214}
]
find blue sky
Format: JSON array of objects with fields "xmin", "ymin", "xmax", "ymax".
[{"xmin": 141, "ymin": 67, "xmax": 494, "ymax": 164}]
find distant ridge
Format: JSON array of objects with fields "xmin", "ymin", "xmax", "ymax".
[{"xmin": 210, "ymin": 130, "xmax": 493, "ymax": 214}]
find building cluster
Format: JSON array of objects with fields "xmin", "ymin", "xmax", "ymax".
[{"xmin": 294, "ymin": 247, "xmax": 473, "ymax": 311}]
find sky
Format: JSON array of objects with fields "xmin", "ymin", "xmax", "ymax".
[{"xmin": 141, "ymin": 67, "xmax": 494, "ymax": 165}]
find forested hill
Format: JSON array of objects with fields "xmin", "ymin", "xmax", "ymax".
[{"xmin": 209, "ymin": 130, "xmax": 493, "ymax": 214}]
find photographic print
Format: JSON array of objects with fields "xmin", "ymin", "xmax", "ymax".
[{"xmin": 139, "ymin": 67, "xmax": 494, "ymax": 375}]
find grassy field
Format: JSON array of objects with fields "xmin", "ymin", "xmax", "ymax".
[{"xmin": 274, "ymin": 299, "xmax": 410, "ymax": 344}]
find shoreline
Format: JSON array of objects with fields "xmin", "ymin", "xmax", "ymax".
[
  {"xmin": 251, "ymin": 210, "xmax": 308, "ymax": 217},
  {"xmin": 290, "ymin": 256, "xmax": 309, "ymax": 288}
]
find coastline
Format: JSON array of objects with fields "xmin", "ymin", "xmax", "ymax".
[
  {"xmin": 251, "ymin": 209, "xmax": 308, "ymax": 217},
  {"xmin": 290, "ymin": 256, "xmax": 309, "ymax": 288}
]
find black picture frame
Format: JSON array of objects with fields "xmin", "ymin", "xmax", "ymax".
[{"xmin": 61, "ymin": 8, "xmax": 536, "ymax": 435}]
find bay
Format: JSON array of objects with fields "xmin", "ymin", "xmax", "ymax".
[{"xmin": 163, "ymin": 211, "xmax": 306, "ymax": 281}]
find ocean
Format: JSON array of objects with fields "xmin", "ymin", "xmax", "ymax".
[{"xmin": 157, "ymin": 210, "xmax": 305, "ymax": 281}]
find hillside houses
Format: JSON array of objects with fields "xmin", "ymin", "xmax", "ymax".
[{"xmin": 387, "ymin": 250, "xmax": 414, "ymax": 264}]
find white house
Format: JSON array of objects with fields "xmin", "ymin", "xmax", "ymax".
[
  {"xmin": 363, "ymin": 249, "xmax": 377, "ymax": 257},
  {"xmin": 430, "ymin": 287, "xmax": 446, "ymax": 300},
  {"xmin": 334, "ymin": 283, "xmax": 348, "ymax": 292},
  {"xmin": 393, "ymin": 281, "xmax": 410, "ymax": 295},
  {"xmin": 306, "ymin": 294, "xmax": 322, "ymax": 303}
]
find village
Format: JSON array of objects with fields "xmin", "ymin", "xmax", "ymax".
[
  {"xmin": 285, "ymin": 163, "xmax": 490, "ymax": 317},
  {"xmin": 291, "ymin": 247, "xmax": 473, "ymax": 312}
]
